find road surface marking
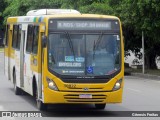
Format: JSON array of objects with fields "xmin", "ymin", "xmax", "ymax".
[
  {"xmin": 127, "ymin": 88, "xmax": 141, "ymax": 93},
  {"xmin": 151, "ymin": 80, "xmax": 160, "ymax": 84}
]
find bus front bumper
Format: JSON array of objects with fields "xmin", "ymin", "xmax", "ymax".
[{"xmin": 43, "ymin": 88, "xmax": 123, "ymax": 104}]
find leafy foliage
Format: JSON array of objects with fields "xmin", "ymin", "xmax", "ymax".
[
  {"xmin": 2, "ymin": 0, "xmax": 160, "ymax": 69},
  {"xmin": 3, "ymin": 0, "xmax": 63, "ymax": 23},
  {"xmin": 0, "ymin": 0, "xmax": 7, "ymax": 29}
]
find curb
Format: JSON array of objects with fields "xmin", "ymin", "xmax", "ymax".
[{"xmin": 131, "ymin": 73, "xmax": 160, "ymax": 80}]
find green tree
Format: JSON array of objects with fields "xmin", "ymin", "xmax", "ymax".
[
  {"xmin": 3, "ymin": 0, "xmax": 63, "ymax": 24},
  {"xmin": 0, "ymin": 0, "xmax": 7, "ymax": 29},
  {"xmin": 3, "ymin": 0, "xmax": 160, "ymax": 69},
  {"xmin": 80, "ymin": 2, "xmax": 112, "ymax": 15},
  {"xmin": 109, "ymin": 0, "xmax": 160, "ymax": 69},
  {"xmin": 61, "ymin": 0, "xmax": 107, "ymax": 10}
]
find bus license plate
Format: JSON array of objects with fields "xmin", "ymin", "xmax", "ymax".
[{"xmin": 79, "ymin": 94, "xmax": 92, "ymax": 99}]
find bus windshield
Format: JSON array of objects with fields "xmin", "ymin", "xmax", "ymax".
[{"xmin": 48, "ymin": 32, "xmax": 121, "ymax": 76}]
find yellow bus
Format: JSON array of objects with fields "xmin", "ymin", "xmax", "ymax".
[{"xmin": 4, "ymin": 9, "xmax": 124, "ymax": 110}]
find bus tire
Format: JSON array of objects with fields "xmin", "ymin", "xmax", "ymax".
[
  {"xmin": 13, "ymin": 72, "xmax": 22, "ymax": 95},
  {"xmin": 95, "ymin": 104, "xmax": 106, "ymax": 109},
  {"xmin": 37, "ymin": 99, "xmax": 47, "ymax": 111},
  {"xmin": 35, "ymin": 83, "xmax": 47, "ymax": 111}
]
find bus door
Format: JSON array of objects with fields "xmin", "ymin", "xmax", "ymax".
[
  {"xmin": 38, "ymin": 31, "xmax": 45, "ymax": 100},
  {"xmin": 20, "ymin": 26, "xmax": 26, "ymax": 87},
  {"xmin": 23, "ymin": 25, "xmax": 33, "ymax": 93},
  {"xmin": 24, "ymin": 25, "xmax": 39, "ymax": 94},
  {"xmin": 5, "ymin": 24, "xmax": 12, "ymax": 80},
  {"xmin": 30, "ymin": 25, "xmax": 41, "ymax": 96},
  {"xmin": 36, "ymin": 24, "xmax": 45, "ymax": 100}
]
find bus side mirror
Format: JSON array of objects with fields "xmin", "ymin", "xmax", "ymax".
[{"xmin": 42, "ymin": 35, "xmax": 47, "ymax": 48}]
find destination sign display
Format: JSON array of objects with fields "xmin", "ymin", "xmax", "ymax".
[
  {"xmin": 49, "ymin": 19, "xmax": 120, "ymax": 31},
  {"xmin": 57, "ymin": 21, "xmax": 111, "ymax": 30}
]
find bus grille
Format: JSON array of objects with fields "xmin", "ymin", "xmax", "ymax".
[
  {"xmin": 61, "ymin": 78, "xmax": 110, "ymax": 83},
  {"xmin": 61, "ymin": 87, "xmax": 106, "ymax": 92},
  {"xmin": 64, "ymin": 94, "xmax": 107, "ymax": 103}
]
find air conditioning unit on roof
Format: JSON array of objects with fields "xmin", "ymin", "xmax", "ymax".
[{"xmin": 26, "ymin": 9, "xmax": 80, "ymax": 16}]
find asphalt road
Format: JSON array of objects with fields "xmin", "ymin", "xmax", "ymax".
[{"xmin": 0, "ymin": 52, "xmax": 160, "ymax": 120}]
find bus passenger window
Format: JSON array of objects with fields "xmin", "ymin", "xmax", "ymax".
[
  {"xmin": 32, "ymin": 26, "xmax": 39, "ymax": 54},
  {"xmin": 5, "ymin": 25, "xmax": 10, "ymax": 46},
  {"xmin": 12, "ymin": 25, "xmax": 18, "ymax": 48},
  {"xmin": 26, "ymin": 25, "xmax": 34, "ymax": 53},
  {"xmin": 17, "ymin": 25, "xmax": 22, "ymax": 50}
]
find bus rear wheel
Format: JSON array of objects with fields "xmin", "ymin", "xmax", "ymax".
[
  {"xmin": 95, "ymin": 104, "xmax": 106, "ymax": 109},
  {"xmin": 13, "ymin": 72, "xmax": 22, "ymax": 95}
]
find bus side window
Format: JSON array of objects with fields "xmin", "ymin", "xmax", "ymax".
[
  {"xmin": 12, "ymin": 25, "xmax": 21, "ymax": 50},
  {"xmin": 12, "ymin": 25, "xmax": 18, "ymax": 49},
  {"xmin": 26, "ymin": 25, "xmax": 34, "ymax": 53},
  {"xmin": 32, "ymin": 26, "xmax": 39, "ymax": 54},
  {"xmin": 5, "ymin": 25, "xmax": 10, "ymax": 46},
  {"xmin": 17, "ymin": 25, "xmax": 22, "ymax": 50}
]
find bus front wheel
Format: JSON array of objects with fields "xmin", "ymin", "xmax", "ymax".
[
  {"xmin": 35, "ymin": 84, "xmax": 47, "ymax": 111},
  {"xmin": 95, "ymin": 104, "xmax": 106, "ymax": 109},
  {"xmin": 37, "ymin": 99, "xmax": 47, "ymax": 111}
]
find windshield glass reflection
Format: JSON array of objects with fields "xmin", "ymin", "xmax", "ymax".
[{"xmin": 48, "ymin": 33, "xmax": 120, "ymax": 76}]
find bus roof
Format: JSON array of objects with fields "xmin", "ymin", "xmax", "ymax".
[
  {"xmin": 26, "ymin": 9, "xmax": 80, "ymax": 16},
  {"xmin": 7, "ymin": 9, "xmax": 120, "ymax": 23}
]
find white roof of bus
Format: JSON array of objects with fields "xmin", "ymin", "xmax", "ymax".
[
  {"xmin": 7, "ymin": 9, "xmax": 119, "ymax": 23},
  {"xmin": 26, "ymin": 9, "xmax": 80, "ymax": 16}
]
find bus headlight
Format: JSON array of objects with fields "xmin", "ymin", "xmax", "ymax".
[
  {"xmin": 46, "ymin": 77, "xmax": 59, "ymax": 91},
  {"xmin": 112, "ymin": 79, "xmax": 123, "ymax": 91}
]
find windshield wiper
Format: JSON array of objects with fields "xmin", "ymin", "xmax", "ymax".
[
  {"xmin": 93, "ymin": 32, "xmax": 103, "ymax": 59},
  {"xmin": 65, "ymin": 32, "xmax": 75, "ymax": 60}
]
